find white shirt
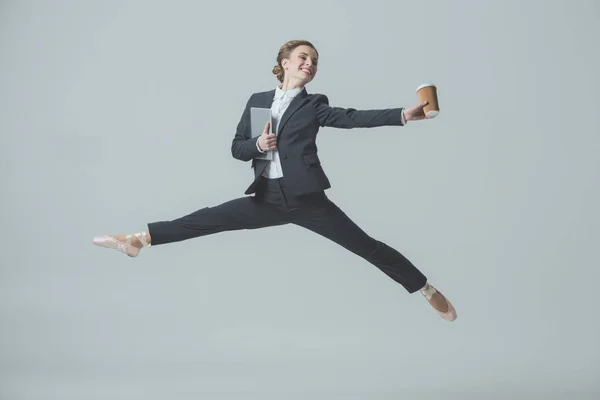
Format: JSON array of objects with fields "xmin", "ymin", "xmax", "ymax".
[{"xmin": 255, "ymin": 84, "xmax": 304, "ymax": 179}]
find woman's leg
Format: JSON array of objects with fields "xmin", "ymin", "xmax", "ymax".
[
  {"xmin": 291, "ymin": 195, "xmax": 457, "ymax": 321},
  {"xmin": 147, "ymin": 196, "xmax": 288, "ymax": 245},
  {"xmin": 93, "ymin": 195, "xmax": 289, "ymax": 256}
]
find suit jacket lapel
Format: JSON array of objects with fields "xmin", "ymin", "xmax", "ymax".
[{"xmin": 278, "ymin": 88, "xmax": 308, "ymax": 134}]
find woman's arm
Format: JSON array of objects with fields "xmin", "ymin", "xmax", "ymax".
[{"xmin": 312, "ymin": 94, "xmax": 406, "ymax": 129}]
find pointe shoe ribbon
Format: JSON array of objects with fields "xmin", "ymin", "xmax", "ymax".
[
  {"xmin": 420, "ymin": 283, "xmax": 458, "ymax": 322},
  {"xmin": 92, "ymin": 231, "xmax": 150, "ymax": 257}
]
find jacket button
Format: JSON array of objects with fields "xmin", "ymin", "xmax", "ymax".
[{"xmin": 283, "ymin": 154, "xmax": 288, "ymax": 159}]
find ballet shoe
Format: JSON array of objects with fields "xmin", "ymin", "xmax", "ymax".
[
  {"xmin": 420, "ymin": 282, "xmax": 458, "ymax": 322},
  {"xmin": 92, "ymin": 231, "xmax": 150, "ymax": 257}
]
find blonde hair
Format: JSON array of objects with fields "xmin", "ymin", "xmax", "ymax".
[{"xmin": 272, "ymin": 40, "xmax": 319, "ymax": 82}]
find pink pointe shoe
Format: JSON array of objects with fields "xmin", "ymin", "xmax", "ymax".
[
  {"xmin": 92, "ymin": 232, "xmax": 150, "ymax": 257},
  {"xmin": 420, "ymin": 283, "xmax": 457, "ymax": 322}
]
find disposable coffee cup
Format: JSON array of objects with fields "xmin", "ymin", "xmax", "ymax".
[{"xmin": 416, "ymin": 83, "xmax": 440, "ymax": 118}]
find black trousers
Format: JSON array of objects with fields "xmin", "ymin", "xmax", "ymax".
[{"xmin": 147, "ymin": 178, "xmax": 427, "ymax": 293}]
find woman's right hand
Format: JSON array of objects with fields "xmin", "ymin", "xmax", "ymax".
[{"xmin": 258, "ymin": 121, "xmax": 277, "ymax": 151}]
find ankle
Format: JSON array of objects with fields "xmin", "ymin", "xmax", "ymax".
[
  {"xmin": 134, "ymin": 230, "xmax": 151, "ymax": 248},
  {"xmin": 132, "ymin": 236, "xmax": 143, "ymax": 248},
  {"xmin": 419, "ymin": 282, "xmax": 432, "ymax": 293},
  {"xmin": 419, "ymin": 282, "xmax": 437, "ymax": 299},
  {"xmin": 116, "ymin": 231, "xmax": 151, "ymax": 249}
]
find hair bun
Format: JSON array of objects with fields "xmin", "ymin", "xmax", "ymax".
[{"xmin": 272, "ymin": 64, "xmax": 284, "ymax": 82}]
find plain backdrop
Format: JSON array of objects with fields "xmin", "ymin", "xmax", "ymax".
[{"xmin": 1, "ymin": 0, "xmax": 599, "ymax": 399}]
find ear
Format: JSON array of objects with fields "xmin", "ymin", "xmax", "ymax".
[{"xmin": 281, "ymin": 58, "xmax": 289, "ymax": 70}]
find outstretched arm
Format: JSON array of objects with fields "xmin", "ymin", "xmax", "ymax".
[
  {"xmin": 231, "ymin": 95, "xmax": 264, "ymax": 162},
  {"xmin": 313, "ymin": 94, "xmax": 428, "ymax": 129}
]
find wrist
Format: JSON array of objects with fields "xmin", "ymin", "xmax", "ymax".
[{"xmin": 256, "ymin": 137, "xmax": 265, "ymax": 153}]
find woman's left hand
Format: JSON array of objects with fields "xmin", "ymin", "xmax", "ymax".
[{"xmin": 403, "ymin": 101, "xmax": 429, "ymax": 122}]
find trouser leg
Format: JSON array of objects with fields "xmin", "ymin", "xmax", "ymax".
[
  {"xmin": 291, "ymin": 195, "xmax": 427, "ymax": 293},
  {"xmin": 147, "ymin": 195, "xmax": 288, "ymax": 246}
]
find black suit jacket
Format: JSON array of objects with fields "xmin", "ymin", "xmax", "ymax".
[{"xmin": 231, "ymin": 88, "xmax": 406, "ymax": 196}]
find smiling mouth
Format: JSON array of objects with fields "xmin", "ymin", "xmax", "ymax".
[{"xmin": 301, "ymin": 68, "xmax": 312, "ymax": 75}]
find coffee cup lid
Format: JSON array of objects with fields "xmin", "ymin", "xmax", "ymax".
[{"xmin": 416, "ymin": 82, "xmax": 436, "ymax": 92}]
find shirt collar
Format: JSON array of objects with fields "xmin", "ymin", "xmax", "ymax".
[{"xmin": 274, "ymin": 84, "xmax": 303, "ymax": 99}]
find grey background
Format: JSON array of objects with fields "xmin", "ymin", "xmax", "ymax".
[{"xmin": 1, "ymin": 0, "xmax": 599, "ymax": 398}]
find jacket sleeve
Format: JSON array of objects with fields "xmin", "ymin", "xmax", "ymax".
[
  {"xmin": 231, "ymin": 95, "xmax": 264, "ymax": 161},
  {"xmin": 313, "ymin": 93, "xmax": 406, "ymax": 129}
]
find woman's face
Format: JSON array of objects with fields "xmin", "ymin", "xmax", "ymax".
[{"xmin": 282, "ymin": 45, "xmax": 318, "ymax": 85}]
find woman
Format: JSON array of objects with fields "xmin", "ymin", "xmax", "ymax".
[{"xmin": 93, "ymin": 40, "xmax": 457, "ymax": 322}]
